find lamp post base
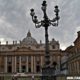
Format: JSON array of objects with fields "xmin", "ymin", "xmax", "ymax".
[{"xmin": 42, "ymin": 67, "xmax": 56, "ymax": 80}]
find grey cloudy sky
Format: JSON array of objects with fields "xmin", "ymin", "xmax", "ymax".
[{"xmin": 0, "ymin": 0, "xmax": 80, "ymax": 50}]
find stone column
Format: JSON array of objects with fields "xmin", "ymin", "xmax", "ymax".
[
  {"xmin": 79, "ymin": 61, "xmax": 80, "ymax": 73},
  {"xmin": 74, "ymin": 62, "xmax": 77, "ymax": 74},
  {"xmin": 4, "ymin": 56, "xmax": 7, "ymax": 73},
  {"xmin": 12, "ymin": 56, "xmax": 14, "ymax": 73},
  {"xmin": 26, "ymin": 56, "xmax": 28, "ymax": 72},
  {"xmin": 34, "ymin": 56, "xmax": 36, "ymax": 73},
  {"xmin": 12, "ymin": 56, "xmax": 17, "ymax": 73},
  {"xmin": 41, "ymin": 56, "xmax": 43, "ymax": 72},
  {"xmin": 77, "ymin": 61, "xmax": 79, "ymax": 74},
  {"xmin": 50, "ymin": 55, "xmax": 52, "ymax": 63},
  {"xmin": 69, "ymin": 63, "xmax": 71, "ymax": 74},
  {"xmin": 14, "ymin": 56, "xmax": 16, "ymax": 73},
  {"xmin": 19, "ymin": 56, "xmax": 21, "ymax": 72},
  {"xmin": 31, "ymin": 56, "xmax": 34, "ymax": 72},
  {"xmin": 41, "ymin": 56, "xmax": 43, "ymax": 66},
  {"xmin": 72, "ymin": 63, "xmax": 74, "ymax": 73},
  {"xmin": 58, "ymin": 56, "xmax": 60, "ymax": 69}
]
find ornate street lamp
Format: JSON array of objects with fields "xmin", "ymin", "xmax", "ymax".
[{"xmin": 30, "ymin": 0, "xmax": 60, "ymax": 80}]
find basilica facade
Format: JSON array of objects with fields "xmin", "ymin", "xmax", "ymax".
[{"xmin": 0, "ymin": 31, "xmax": 62, "ymax": 80}]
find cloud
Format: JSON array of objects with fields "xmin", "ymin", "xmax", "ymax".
[
  {"xmin": 0, "ymin": 0, "xmax": 80, "ymax": 50},
  {"xmin": 0, "ymin": 38, "xmax": 5, "ymax": 44}
]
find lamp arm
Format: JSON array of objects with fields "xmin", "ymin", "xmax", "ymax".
[
  {"xmin": 50, "ymin": 22, "xmax": 58, "ymax": 26},
  {"xmin": 35, "ymin": 21, "xmax": 42, "ymax": 28},
  {"xmin": 35, "ymin": 23, "xmax": 41, "ymax": 28},
  {"xmin": 50, "ymin": 17, "xmax": 57, "ymax": 22}
]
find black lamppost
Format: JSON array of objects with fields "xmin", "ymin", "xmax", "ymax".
[{"xmin": 30, "ymin": 0, "xmax": 60, "ymax": 80}]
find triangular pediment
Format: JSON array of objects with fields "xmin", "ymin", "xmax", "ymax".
[{"xmin": 15, "ymin": 46, "xmax": 33, "ymax": 52}]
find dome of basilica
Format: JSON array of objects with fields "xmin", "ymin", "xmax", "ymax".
[{"xmin": 21, "ymin": 31, "xmax": 37, "ymax": 45}]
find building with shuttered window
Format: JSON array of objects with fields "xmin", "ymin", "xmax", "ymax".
[{"xmin": 65, "ymin": 31, "xmax": 80, "ymax": 76}]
